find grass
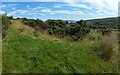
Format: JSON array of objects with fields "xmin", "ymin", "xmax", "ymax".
[
  {"xmin": 2, "ymin": 21, "xmax": 118, "ymax": 73},
  {"xmin": 94, "ymin": 39, "xmax": 114, "ymax": 61}
]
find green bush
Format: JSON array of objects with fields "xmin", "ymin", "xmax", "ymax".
[
  {"xmin": 94, "ymin": 40, "xmax": 114, "ymax": 61},
  {"xmin": 22, "ymin": 18, "xmax": 90, "ymax": 41}
]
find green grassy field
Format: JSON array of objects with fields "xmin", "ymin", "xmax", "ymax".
[{"xmin": 2, "ymin": 20, "xmax": 118, "ymax": 73}]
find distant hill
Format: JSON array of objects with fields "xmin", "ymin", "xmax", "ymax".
[
  {"xmin": 66, "ymin": 17, "xmax": 118, "ymax": 30},
  {"xmin": 86, "ymin": 17, "xmax": 118, "ymax": 30},
  {"xmin": 66, "ymin": 20, "xmax": 77, "ymax": 23}
]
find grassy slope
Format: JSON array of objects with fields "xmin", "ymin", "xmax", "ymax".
[{"xmin": 2, "ymin": 20, "xmax": 118, "ymax": 73}]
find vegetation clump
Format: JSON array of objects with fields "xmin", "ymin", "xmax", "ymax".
[
  {"xmin": 94, "ymin": 38, "xmax": 114, "ymax": 61},
  {"xmin": 22, "ymin": 18, "xmax": 90, "ymax": 41}
]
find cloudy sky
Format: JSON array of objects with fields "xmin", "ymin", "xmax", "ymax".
[{"xmin": 1, "ymin": 0, "xmax": 119, "ymax": 21}]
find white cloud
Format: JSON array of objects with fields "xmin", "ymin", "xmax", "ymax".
[
  {"xmin": 2, "ymin": 0, "xmax": 44, "ymax": 2},
  {"xmin": 96, "ymin": 10, "xmax": 101, "ymax": 13},
  {"xmin": 7, "ymin": 10, "xmax": 19, "ymax": 16},
  {"xmin": 41, "ymin": 8, "xmax": 84, "ymax": 14},
  {"xmin": 63, "ymin": 0, "xmax": 119, "ymax": 16},
  {"xmin": 84, "ymin": 0, "xmax": 119, "ymax": 16},
  {"xmin": 54, "ymin": 10, "xmax": 83, "ymax": 14},
  {"xmin": 68, "ymin": 3, "xmax": 92, "ymax": 9},
  {"xmin": 0, "ymin": 4, "xmax": 17, "ymax": 8},
  {"xmin": 28, "ymin": 13, "xmax": 45, "ymax": 16},
  {"xmin": 72, "ymin": 8, "xmax": 79, "ymax": 11},
  {"xmin": 85, "ymin": 0, "xmax": 118, "ymax": 11},
  {"xmin": 26, "ymin": 5, "xmax": 30, "ymax": 8},
  {"xmin": 7, "ymin": 10, "xmax": 28, "ymax": 16},
  {"xmin": 32, "ymin": 6, "xmax": 43, "ymax": 10},
  {"xmin": 41, "ymin": 8, "xmax": 52, "ymax": 12},
  {"xmin": 35, "ymin": 0, "xmax": 56, "ymax": 2},
  {"xmin": 54, "ymin": 5, "xmax": 61, "ymax": 8},
  {"xmin": 12, "ymin": 7, "xmax": 16, "ymax": 10},
  {"xmin": 7, "ymin": 8, "xmax": 44, "ymax": 16},
  {"xmin": 63, "ymin": 0, "xmax": 92, "ymax": 9},
  {"xmin": 0, "ymin": 5, "xmax": 6, "ymax": 8},
  {"xmin": 0, "ymin": 10, "xmax": 5, "ymax": 15}
]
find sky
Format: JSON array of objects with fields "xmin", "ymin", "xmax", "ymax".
[{"xmin": 0, "ymin": 0, "xmax": 119, "ymax": 21}]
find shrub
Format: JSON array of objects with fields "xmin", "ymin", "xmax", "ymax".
[
  {"xmin": 97, "ymin": 29, "xmax": 111, "ymax": 36},
  {"xmin": 94, "ymin": 39, "xmax": 114, "ymax": 61},
  {"xmin": 89, "ymin": 35, "xmax": 95, "ymax": 41}
]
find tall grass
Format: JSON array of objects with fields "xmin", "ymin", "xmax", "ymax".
[
  {"xmin": 94, "ymin": 35, "xmax": 115, "ymax": 61},
  {"xmin": 1, "ymin": 13, "xmax": 11, "ymax": 39}
]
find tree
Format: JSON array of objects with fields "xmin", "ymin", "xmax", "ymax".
[
  {"xmin": 76, "ymin": 19, "xmax": 85, "ymax": 25},
  {"xmin": 7, "ymin": 16, "xmax": 13, "ymax": 20}
]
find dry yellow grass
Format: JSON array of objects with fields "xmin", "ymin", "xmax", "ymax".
[
  {"xmin": 10, "ymin": 20, "xmax": 64, "ymax": 42},
  {"xmin": 11, "ymin": 20, "xmax": 34, "ymax": 35},
  {"xmin": 95, "ymin": 31, "xmax": 118, "ymax": 63}
]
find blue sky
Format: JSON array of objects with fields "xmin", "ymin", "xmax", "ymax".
[{"xmin": 1, "ymin": 0, "xmax": 119, "ymax": 21}]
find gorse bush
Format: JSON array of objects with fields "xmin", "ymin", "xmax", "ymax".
[
  {"xmin": 45, "ymin": 19, "xmax": 90, "ymax": 41},
  {"xmin": 94, "ymin": 38, "xmax": 114, "ymax": 61},
  {"xmin": 22, "ymin": 18, "xmax": 46, "ymax": 30},
  {"xmin": 21, "ymin": 18, "xmax": 90, "ymax": 41}
]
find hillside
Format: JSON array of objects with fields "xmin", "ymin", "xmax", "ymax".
[
  {"xmin": 2, "ymin": 20, "xmax": 118, "ymax": 73},
  {"xmin": 65, "ymin": 17, "xmax": 118, "ymax": 30},
  {"xmin": 86, "ymin": 17, "xmax": 118, "ymax": 30}
]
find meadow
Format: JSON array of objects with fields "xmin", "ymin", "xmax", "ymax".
[{"xmin": 2, "ymin": 20, "xmax": 118, "ymax": 73}]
